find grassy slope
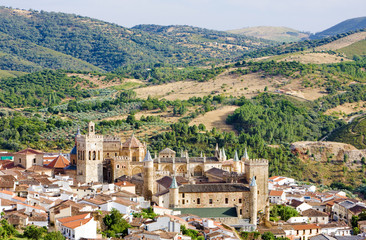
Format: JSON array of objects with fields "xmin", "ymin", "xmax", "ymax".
[
  {"xmin": 227, "ymin": 26, "xmax": 309, "ymax": 42},
  {"xmin": 338, "ymin": 39, "xmax": 366, "ymax": 58},
  {"xmin": 327, "ymin": 116, "xmax": 366, "ymax": 149}
]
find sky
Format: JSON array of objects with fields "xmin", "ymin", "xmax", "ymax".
[{"xmin": 1, "ymin": 0, "xmax": 365, "ymax": 33}]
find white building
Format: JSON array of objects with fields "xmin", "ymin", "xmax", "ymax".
[{"xmin": 58, "ymin": 213, "xmax": 97, "ymax": 240}]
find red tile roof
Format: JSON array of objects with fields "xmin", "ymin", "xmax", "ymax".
[
  {"xmin": 57, "ymin": 213, "xmax": 90, "ymax": 223},
  {"xmin": 269, "ymin": 190, "xmax": 284, "ymax": 196},
  {"xmin": 62, "ymin": 217, "xmax": 93, "ymax": 229},
  {"xmin": 47, "ymin": 155, "xmax": 70, "ymax": 169},
  {"xmin": 122, "ymin": 134, "xmax": 144, "ymax": 148},
  {"xmin": 115, "ymin": 181, "xmax": 135, "ymax": 187},
  {"xmin": 291, "ymin": 224, "xmax": 320, "ymax": 230},
  {"xmin": 15, "ymin": 148, "xmax": 43, "ymax": 155},
  {"xmin": 0, "ymin": 190, "xmax": 14, "ymax": 196}
]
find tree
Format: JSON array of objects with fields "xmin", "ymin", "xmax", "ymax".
[
  {"xmin": 270, "ymin": 205, "xmax": 299, "ymax": 221},
  {"xmin": 44, "ymin": 231, "xmax": 65, "ymax": 240},
  {"xmin": 353, "ymin": 227, "xmax": 360, "ymax": 235},
  {"xmin": 262, "ymin": 232, "xmax": 275, "ymax": 240},
  {"xmin": 23, "ymin": 225, "xmax": 47, "ymax": 240},
  {"xmin": 103, "ymin": 208, "xmax": 130, "ymax": 238}
]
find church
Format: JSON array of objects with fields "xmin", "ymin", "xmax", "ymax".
[{"xmin": 71, "ymin": 121, "xmax": 270, "ymax": 224}]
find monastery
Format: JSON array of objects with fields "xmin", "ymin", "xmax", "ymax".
[{"xmin": 70, "ymin": 121, "xmax": 270, "ymax": 224}]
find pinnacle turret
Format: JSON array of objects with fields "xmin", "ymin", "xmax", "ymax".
[
  {"xmin": 170, "ymin": 176, "xmax": 178, "ymax": 189},
  {"xmin": 233, "ymin": 150, "xmax": 239, "ymax": 162},
  {"xmin": 143, "ymin": 150, "xmax": 153, "ymax": 162},
  {"xmin": 250, "ymin": 176, "xmax": 257, "ymax": 187},
  {"xmin": 243, "ymin": 148, "xmax": 249, "ymax": 160}
]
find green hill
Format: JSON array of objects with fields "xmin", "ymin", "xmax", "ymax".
[
  {"xmin": 312, "ymin": 16, "xmax": 366, "ymax": 39},
  {"xmin": 227, "ymin": 26, "xmax": 309, "ymax": 43},
  {"xmin": 327, "ymin": 116, "xmax": 366, "ymax": 149},
  {"xmin": 0, "ymin": 7, "xmax": 271, "ymax": 72},
  {"xmin": 337, "ymin": 39, "xmax": 366, "ymax": 58},
  {"xmin": 0, "ymin": 32, "xmax": 103, "ymax": 72}
]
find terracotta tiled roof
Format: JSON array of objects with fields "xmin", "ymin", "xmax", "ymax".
[
  {"xmin": 302, "ymin": 209, "xmax": 328, "ymax": 217},
  {"xmin": 115, "ymin": 181, "xmax": 135, "ymax": 187},
  {"xmin": 269, "ymin": 190, "xmax": 284, "ymax": 196},
  {"xmin": 15, "ymin": 148, "xmax": 43, "ymax": 155},
  {"xmin": 122, "ymin": 134, "xmax": 144, "ymax": 148},
  {"xmin": 57, "ymin": 213, "xmax": 90, "ymax": 223},
  {"xmin": 291, "ymin": 224, "xmax": 320, "ymax": 230},
  {"xmin": 0, "ymin": 190, "xmax": 13, "ymax": 196},
  {"xmin": 0, "ymin": 181, "xmax": 14, "ymax": 188},
  {"xmin": 62, "ymin": 217, "xmax": 93, "ymax": 229},
  {"xmin": 12, "ymin": 196, "xmax": 27, "ymax": 203},
  {"xmin": 47, "ymin": 155, "xmax": 70, "ymax": 169},
  {"xmin": 269, "ymin": 176, "xmax": 280, "ymax": 180},
  {"xmin": 26, "ymin": 165, "xmax": 52, "ymax": 172},
  {"xmin": 0, "ymin": 198, "xmax": 17, "ymax": 206}
]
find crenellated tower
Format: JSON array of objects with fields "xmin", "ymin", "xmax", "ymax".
[
  {"xmin": 76, "ymin": 121, "xmax": 104, "ymax": 183},
  {"xmin": 245, "ymin": 159, "xmax": 268, "ymax": 214}
]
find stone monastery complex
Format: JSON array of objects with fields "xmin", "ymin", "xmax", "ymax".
[{"xmin": 71, "ymin": 122, "xmax": 269, "ymax": 224}]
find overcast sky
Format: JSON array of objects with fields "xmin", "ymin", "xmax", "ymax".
[{"xmin": 1, "ymin": 0, "xmax": 365, "ymax": 33}]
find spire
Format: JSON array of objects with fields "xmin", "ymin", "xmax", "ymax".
[
  {"xmin": 215, "ymin": 143, "xmax": 219, "ymax": 151},
  {"xmin": 250, "ymin": 176, "xmax": 257, "ymax": 187},
  {"xmin": 200, "ymin": 151, "xmax": 203, "ymax": 158},
  {"xmin": 234, "ymin": 150, "xmax": 239, "ymax": 162},
  {"xmin": 76, "ymin": 126, "xmax": 80, "ymax": 136},
  {"xmin": 243, "ymin": 148, "xmax": 249, "ymax": 160},
  {"xmin": 222, "ymin": 148, "xmax": 227, "ymax": 161},
  {"xmin": 170, "ymin": 176, "xmax": 178, "ymax": 189},
  {"xmin": 143, "ymin": 150, "xmax": 153, "ymax": 162}
]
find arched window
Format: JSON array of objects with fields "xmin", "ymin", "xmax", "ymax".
[
  {"xmin": 89, "ymin": 151, "xmax": 91, "ymax": 160},
  {"xmin": 93, "ymin": 151, "xmax": 96, "ymax": 160},
  {"xmin": 193, "ymin": 166, "xmax": 203, "ymax": 176}
]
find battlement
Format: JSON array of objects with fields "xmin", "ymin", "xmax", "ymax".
[
  {"xmin": 104, "ymin": 136, "xmax": 121, "ymax": 142},
  {"xmin": 245, "ymin": 159, "xmax": 268, "ymax": 165},
  {"xmin": 113, "ymin": 156, "xmax": 130, "ymax": 161}
]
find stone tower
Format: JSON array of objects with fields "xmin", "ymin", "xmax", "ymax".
[
  {"xmin": 245, "ymin": 159, "xmax": 268, "ymax": 213},
  {"xmin": 249, "ymin": 176, "xmax": 258, "ymax": 225},
  {"xmin": 143, "ymin": 150, "xmax": 154, "ymax": 201},
  {"xmin": 76, "ymin": 121, "xmax": 104, "ymax": 183},
  {"xmin": 169, "ymin": 176, "xmax": 179, "ymax": 208}
]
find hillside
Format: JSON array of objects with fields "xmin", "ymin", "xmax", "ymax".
[
  {"xmin": 227, "ymin": 26, "xmax": 309, "ymax": 43},
  {"xmin": 0, "ymin": 7, "xmax": 271, "ymax": 72},
  {"xmin": 312, "ymin": 16, "xmax": 366, "ymax": 39},
  {"xmin": 327, "ymin": 116, "xmax": 366, "ymax": 149},
  {"xmin": 315, "ymin": 31, "xmax": 366, "ymax": 52}
]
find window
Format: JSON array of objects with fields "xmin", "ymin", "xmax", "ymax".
[
  {"xmin": 33, "ymin": 158, "xmax": 36, "ymax": 164},
  {"xmin": 240, "ymin": 209, "xmax": 242, "ymax": 215},
  {"xmin": 239, "ymin": 198, "xmax": 242, "ymax": 203},
  {"xmin": 225, "ymin": 198, "xmax": 228, "ymax": 204},
  {"xmin": 182, "ymin": 200, "xmax": 185, "ymax": 204},
  {"xmin": 209, "ymin": 199, "xmax": 213, "ymax": 204},
  {"xmin": 19, "ymin": 158, "xmax": 21, "ymax": 163},
  {"xmin": 197, "ymin": 198, "xmax": 200, "ymax": 204},
  {"xmin": 182, "ymin": 193, "xmax": 185, "ymax": 198},
  {"xmin": 116, "ymin": 165, "xmax": 120, "ymax": 169}
]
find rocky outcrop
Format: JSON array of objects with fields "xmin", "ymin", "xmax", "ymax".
[{"xmin": 290, "ymin": 141, "xmax": 366, "ymax": 162}]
